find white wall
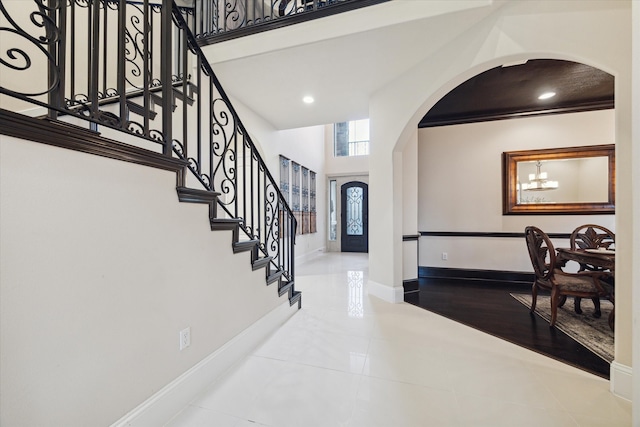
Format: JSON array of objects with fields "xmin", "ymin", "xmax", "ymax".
[
  {"xmin": 633, "ymin": 2, "xmax": 640, "ymax": 422},
  {"xmin": 0, "ymin": 136, "xmax": 286, "ymax": 426},
  {"xmin": 418, "ymin": 110, "xmax": 615, "ymax": 272}
]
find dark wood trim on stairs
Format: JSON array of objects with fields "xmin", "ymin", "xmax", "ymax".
[
  {"xmin": 252, "ymin": 255, "xmax": 273, "ymax": 271},
  {"xmin": 267, "ymin": 270, "xmax": 284, "ymax": 285},
  {"xmin": 179, "ymin": 196, "xmax": 302, "ymax": 308},
  {"xmin": 0, "ymin": 109, "xmax": 188, "ymax": 182},
  {"xmin": 176, "ymin": 187, "xmax": 220, "ymax": 221},
  {"xmin": 289, "ymin": 291, "xmax": 302, "ymax": 308},
  {"xmin": 402, "ymin": 234, "xmax": 419, "ymax": 241},
  {"xmin": 419, "ymin": 266, "xmax": 534, "ymax": 285},
  {"xmin": 278, "ymin": 280, "xmax": 294, "ymax": 296},
  {"xmin": 233, "ymin": 239, "xmax": 260, "ymax": 254},
  {"xmin": 210, "ymin": 218, "xmax": 243, "ymax": 231}
]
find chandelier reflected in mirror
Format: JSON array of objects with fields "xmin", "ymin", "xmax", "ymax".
[{"xmin": 521, "ymin": 161, "xmax": 559, "ymax": 191}]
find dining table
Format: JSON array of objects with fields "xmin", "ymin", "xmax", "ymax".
[{"xmin": 556, "ymin": 247, "xmax": 615, "ymax": 330}]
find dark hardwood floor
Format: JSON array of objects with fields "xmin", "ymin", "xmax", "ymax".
[{"xmin": 405, "ymin": 278, "xmax": 610, "ymax": 379}]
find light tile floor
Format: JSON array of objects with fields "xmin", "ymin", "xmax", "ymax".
[{"xmin": 165, "ymin": 252, "xmax": 631, "ymax": 427}]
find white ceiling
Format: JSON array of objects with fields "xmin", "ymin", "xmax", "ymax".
[{"xmin": 201, "ymin": 1, "xmax": 504, "ymax": 130}]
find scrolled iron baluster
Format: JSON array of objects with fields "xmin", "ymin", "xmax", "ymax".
[
  {"xmin": 104, "ymin": 0, "xmax": 119, "ymax": 11},
  {"xmin": 127, "ymin": 120, "xmax": 146, "ymax": 136},
  {"xmin": 265, "ymin": 182, "xmax": 280, "ymax": 259},
  {"xmin": 122, "ymin": 3, "xmax": 152, "ymax": 90},
  {"xmin": 0, "ymin": 0, "xmax": 63, "ymax": 97},
  {"xmin": 148, "ymin": 129, "xmax": 165, "ymax": 144},
  {"xmin": 224, "ymin": 0, "xmax": 247, "ymax": 31},
  {"xmin": 67, "ymin": 92, "xmax": 90, "ymax": 108},
  {"xmin": 172, "ymin": 139, "xmax": 186, "ymax": 158},
  {"xmin": 210, "ymin": 97, "xmax": 237, "ymax": 205},
  {"xmin": 74, "ymin": 0, "xmax": 91, "ymax": 7},
  {"xmin": 123, "ymin": 27, "xmax": 143, "ymax": 86},
  {"xmin": 103, "ymin": 87, "xmax": 119, "ymax": 98},
  {"xmin": 218, "ymin": 153, "xmax": 237, "ymax": 202}
]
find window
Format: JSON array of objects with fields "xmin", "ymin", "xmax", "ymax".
[
  {"xmin": 329, "ymin": 179, "xmax": 337, "ymax": 241},
  {"xmin": 334, "ymin": 119, "xmax": 370, "ymax": 157}
]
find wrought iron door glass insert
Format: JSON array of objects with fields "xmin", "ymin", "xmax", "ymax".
[{"xmin": 345, "ymin": 186, "xmax": 363, "ymax": 235}]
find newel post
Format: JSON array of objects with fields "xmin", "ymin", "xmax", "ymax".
[{"xmin": 161, "ymin": 0, "xmax": 173, "ymax": 156}]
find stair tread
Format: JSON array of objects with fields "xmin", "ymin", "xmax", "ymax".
[
  {"xmin": 279, "ymin": 279, "xmax": 293, "ymax": 290},
  {"xmin": 211, "ymin": 218, "xmax": 242, "ymax": 231},
  {"xmin": 212, "ymin": 218, "xmax": 242, "ymax": 224},
  {"xmin": 278, "ymin": 280, "xmax": 293, "ymax": 296},
  {"xmin": 289, "ymin": 291, "xmax": 302, "ymax": 307},
  {"xmin": 177, "ymin": 186, "xmax": 219, "ymax": 200},
  {"xmin": 252, "ymin": 256, "xmax": 273, "ymax": 271},
  {"xmin": 267, "ymin": 269, "xmax": 283, "ymax": 285},
  {"xmin": 233, "ymin": 239, "xmax": 258, "ymax": 254}
]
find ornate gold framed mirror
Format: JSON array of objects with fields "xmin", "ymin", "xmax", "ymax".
[{"xmin": 502, "ymin": 144, "xmax": 615, "ymax": 215}]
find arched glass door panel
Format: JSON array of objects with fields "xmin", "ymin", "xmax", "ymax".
[{"xmin": 341, "ymin": 181, "xmax": 368, "ymax": 252}]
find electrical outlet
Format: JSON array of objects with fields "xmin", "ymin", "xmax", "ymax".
[
  {"xmin": 179, "ymin": 327, "xmax": 191, "ymax": 351},
  {"xmin": 442, "ymin": 252, "xmax": 448, "ymax": 261}
]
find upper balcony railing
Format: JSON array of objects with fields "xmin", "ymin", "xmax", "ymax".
[{"xmin": 187, "ymin": 0, "xmax": 389, "ymax": 44}]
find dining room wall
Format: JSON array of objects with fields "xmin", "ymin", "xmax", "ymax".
[{"xmin": 418, "ymin": 108, "xmax": 615, "ymax": 273}]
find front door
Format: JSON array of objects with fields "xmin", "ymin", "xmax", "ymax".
[{"xmin": 341, "ymin": 181, "xmax": 368, "ymax": 252}]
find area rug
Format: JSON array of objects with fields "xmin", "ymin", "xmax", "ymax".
[{"xmin": 510, "ymin": 293, "xmax": 614, "ymax": 363}]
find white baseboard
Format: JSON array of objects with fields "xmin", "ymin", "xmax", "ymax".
[
  {"xmin": 610, "ymin": 361, "xmax": 632, "ymax": 401},
  {"xmin": 110, "ymin": 301, "xmax": 298, "ymax": 427},
  {"xmin": 367, "ymin": 279, "xmax": 404, "ymax": 303}
]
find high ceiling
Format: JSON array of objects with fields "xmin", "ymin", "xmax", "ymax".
[
  {"xmin": 204, "ymin": 0, "xmax": 505, "ymax": 129},
  {"xmin": 204, "ymin": 2, "xmax": 619, "ymax": 131},
  {"xmin": 419, "ymin": 59, "xmax": 614, "ymax": 127}
]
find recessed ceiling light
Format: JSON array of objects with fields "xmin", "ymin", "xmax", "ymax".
[
  {"xmin": 538, "ymin": 92, "xmax": 556, "ymax": 100},
  {"xmin": 302, "ymin": 96, "xmax": 314, "ymax": 104}
]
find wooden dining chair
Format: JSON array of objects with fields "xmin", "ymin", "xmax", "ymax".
[
  {"xmin": 524, "ymin": 226, "xmax": 614, "ymax": 327},
  {"xmin": 569, "ymin": 224, "xmax": 615, "ymax": 317}
]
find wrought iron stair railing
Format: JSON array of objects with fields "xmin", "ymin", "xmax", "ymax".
[
  {"xmin": 189, "ymin": 0, "xmax": 389, "ymax": 44},
  {"xmin": 0, "ymin": 0, "xmax": 300, "ymax": 307}
]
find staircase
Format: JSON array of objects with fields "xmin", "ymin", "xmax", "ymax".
[
  {"xmin": 176, "ymin": 186, "xmax": 301, "ymax": 306},
  {"xmin": 0, "ymin": 0, "xmax": 300, "ymax": 308}
]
